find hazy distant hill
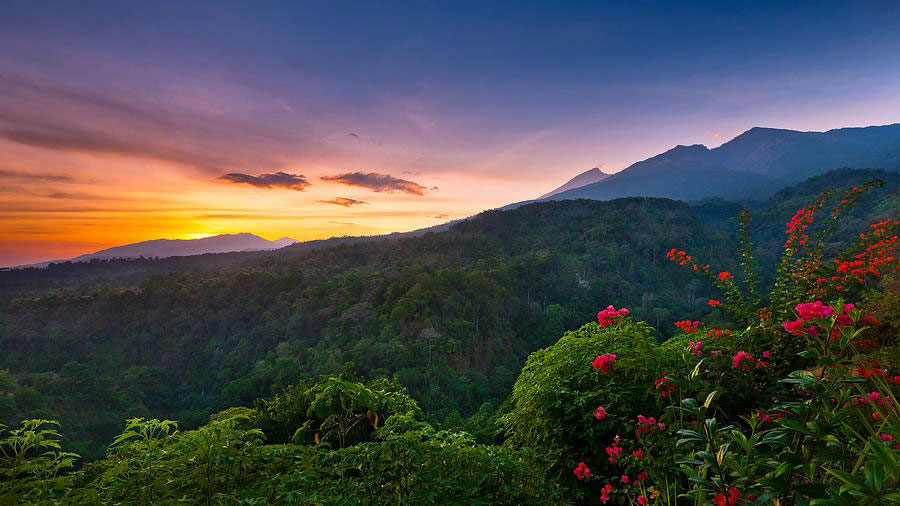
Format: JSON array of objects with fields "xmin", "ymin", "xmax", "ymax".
[
  {"xmin": 538, "ymin": 167, "xmax": 612, "ymax": 198},
  {"xmin": 18, "ymin": 233, "xmax": 298, "ymax": 268},
  {"xmin": 539, "ymin": 123, "xmax": 900, "ymax": 204}
]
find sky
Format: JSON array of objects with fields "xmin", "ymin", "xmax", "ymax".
[{"xmin": 2, "ymin": 1, "xmax": 900, "ymax": 266}]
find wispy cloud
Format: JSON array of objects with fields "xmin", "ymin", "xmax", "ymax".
[
  {"xmin": 318, "ymin": 197, "xmax": 368, "ymax": 207},
  {"xmin": 219, "ymin": 171, "xmax": 310, "ymax": 191},
  {"xmin": 0, "ymin": 73, "xmax": 322, "ymax": 175},
  {"xmin": 0, "ymin": 169, "xmax": 74, "ymax": 182},
  {"xmin": 432, "ymin": 213, "xmax": 449, "ymax": 219},
  {"xmin": 320, "ymin": 172, "xmax": 428, "ymax": 196}
]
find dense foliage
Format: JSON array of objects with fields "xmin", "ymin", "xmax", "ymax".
[{"xmin": 0, "ymin": 169, "xmax": 898, "ymax": 504}]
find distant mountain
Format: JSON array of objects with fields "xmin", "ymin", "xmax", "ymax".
[
  {"xmin": 538, "ymin": 167, "xmax": 612, "ymax": 199},
  {"xmin": 537, "ymin": 123, "xmax": 900, "ymax": 204},
  {"xmin": 18, "ymin": 233, "xmax": 297, "ymax": 268}
]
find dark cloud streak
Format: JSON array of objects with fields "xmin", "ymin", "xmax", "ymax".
[
  {"xmin": 219, "ymin": 171, "xmax": 310, "ymax": 191},
  {"xmin": 320, "ymin": 172, "xmax": 428, "ymax": 196},
  {"xmin": 318, "ymin": 197, "xmax": 369, "ymax": 207},
  {"xmin": 0, "ymin": 169, "xmax": 73, "ymax": 182}
]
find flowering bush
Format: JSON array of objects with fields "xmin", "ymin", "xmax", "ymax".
[{"xmin": 505, "ymin": 178, "xmax": 899, "ymax": 505}]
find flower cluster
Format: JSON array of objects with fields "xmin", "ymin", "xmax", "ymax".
[
  {"xmin": 599, "ymin": 484, "xmax": 614, "ymax": 504},
  {"xmin": 705, "ymin": 328, "xmax": 732, "ymax": 338},
  {"xmin": 592, "ymin": 354, "xmax": 617, "ymax": 373},
  {"xmin": 732, "ymin": 351, "xmax": 754, "ymax": 370},
  {"xmin": 573, "ymin": 461, "xmax": 591, "ymax": 480},
  {"xmin": 718, "ymin": 271, "xmax": 734, "ymax": 283},
  {"xmin": 713, "ymin": 487, "xmax": 742, "ymax": 506},
  {"xmin": 674, "ymin": 320, "xmax": 702, "ymax": 333},
  {"xmin": 597, "ymin": 305, "xmax": 629, "ymax": 328},
  {"xmin": 784, "ymin": 204, "xmax": 818, "ymax": 251},
  {"xmin": 666, "ymin": 248, "xmax": 710, "ymax": 272},
  {"xmin": 783, "ymin": 301, "xmax": 875, "ymax": 340},
  {"xmin": 689, "ymin": 341, "xmax": 703, "ymax": 357},
  {"xmin": 852, "ymin": 391, "xmax": 893, "ymax": 409},
  {"xmin": 606, "ymin": 441, "xmax": 623, "ymax": 463},
  {"xmin": 593, "ymin": 405, "xmax": 608, "ymax": 420},
  {"xmin": 707, "ymin": 299, "xmax": 722, "ymax": 307},
  {"xmin": 636, "ymin": 414, "xmax": 664, "ymax": 438},
  {"xmin": 655, "ymin": 373, "xmax": 676, "ymax": 398},
  {"xmin": 833, "ymin": 219, "xmax": 899, "ymax": 287}
]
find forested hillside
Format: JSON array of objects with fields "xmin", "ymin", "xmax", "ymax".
[{"xmin": 0, "ymin": 169, "xmax": 897, "ymax": 460}]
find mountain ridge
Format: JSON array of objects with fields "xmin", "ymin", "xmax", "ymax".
[
  {"xmin": 538, "ymin": 167, "xmax": 612, "ymax": 199},
  {"xmin": 15, "ymin": 233, "xmax": 298, "ymax": 269},
  {"xmin": 541, "ymin": 122, "xmax": 900, "ymax": 204}
]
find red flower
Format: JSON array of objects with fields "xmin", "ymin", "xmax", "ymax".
[
  {"xmin": 592, "ymin": 354, "xmax": 617, "ymax": 374},
  {"xmin": 707, "ymin": 299, "xmax": 722, "ymax": 307},
  {"xmin": 713, "ymin": 487, "xmax": 742, "ymax": 506},
  {"xmin": 606, "ymin": 443, "xmax": 623, "ymax": 463},
  {"xmin": 600, "ymin": 484, "xmax": 614, "ymax": 504},
  {"xmin": 632, "ymin": 448, "xmax": 644, "ymax": 460},
  {"xmin": 620, "ymin": 475, "xmax": 629, "ymax": 484},
  {"xmin": 718, "ymin": 271, "xmax": 733, "ymax": 282},
  {"xmin": 593, "ymin": 405, "xmax": 608, "ymax": 420},
  {"xmin": 573, "ymin": 462, "xmax": 591, "ymax": 480},
  {"xmin": 638, "ymin": 496, "xmax": 648, "ymax": 505},
  {"xmin": 674, "ymin": 320, "xmax": 702, "ymax": 333}
]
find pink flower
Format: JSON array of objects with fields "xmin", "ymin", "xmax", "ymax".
[
  {"xmin": 620, "ymin": 475, "xmax": 629, "ymax": 484},
  {"xmin": 732, "ymin": 351, "xmax": 754, "ymax": 369},
  {"xmin": 593, "ymin": 406, "xmax": 608, "ymax": 420},
  {"xmin": 796, "ymin": 301, "xmax": 835, "ymax": 319},
  {"xmin": 593, "ymin": 354, "xmax": 617, "ymax": 373},
  {"xmin": 755, "ymin": 409, "xmax": 773, "ymax": 423},
  {"xmin": 657, "ymin": 422, "xmax": 666, "ymax": 431},
  {"xmin": 598, "ymin": 305, "xmax": 630, "ymax": 328},
  {"xmin": 762, "ymin": 350, "xmax": 772, "ymax": 358},
  {"xmin": 689, "ymin": 341, "xmax": 703, "ymax": 357},
  {"xmin": 637, "ymin": 471, "xmax": 649, "ymax": 482},
  {"xmin": 877, "ymin": 433, "xmax": 894, "ymax": 442},
  {"xmin": 606, "ymin": 443, "xmax": 623, "ymax": 463},
  {"xmin": 784, "ymin": 319, "xmax": 817, "ymax": 337},
  {"xmin": 632, "ymin": 448, "xmax": 644, "ymax": 459},
  {"xmin": 638, "ymin": 496, "xmax": 648, "ymax": 505}
]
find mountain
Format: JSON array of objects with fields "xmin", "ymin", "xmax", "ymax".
[
  {"xmin": 541, "ymin": 123, "xmax": 900, "ymax": 204},
  {"xmin": 18, "ymin": 233, "xmax": 298, "ymax": 268},
  {"xmin": 70, "ymin": 233, "xmax": 298, "ymax": 261},
  {"xmin": 538, "ymin": 167, "xmax": 612, "ymax": 199}
]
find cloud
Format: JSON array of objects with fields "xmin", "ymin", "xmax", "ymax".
[
  {"xmin": 348, "ymin": 132, "xmax": 360, "ymax": 139},
  {"xmin": 703, "ymin": 130, "xmax": 723, "ymax": 140},
  {"xmin": 320, "ymin": 172, "xmax": 428, "ymax": 196},
  {"xmin": 0, "ymin": 169, "xmax": 74, "ymax": 182},
  {"xmin": 432, "ymin": 213, "xmax": 449, "ymax": 219},
  {"xmin": 0, "ymin": 73, "xmax": 325, "ymax": 175},
  {"xmin": 219, "ymin": 171, "xmax": 310, "ymax": 191},
  {"xmin": 318, "ymin": 197, "xmax": 369, "ymax": 207}
]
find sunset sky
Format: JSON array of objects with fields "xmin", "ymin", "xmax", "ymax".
[{"xmin": 2, "ymin": 1, "xmax": 900, "ymax": 266}]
